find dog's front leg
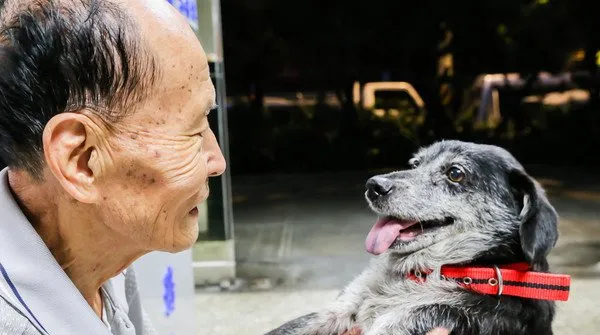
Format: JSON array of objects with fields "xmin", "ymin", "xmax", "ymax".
[
  {"xmin": 362, "ymin": 310, "xmax": 413, "ymax": 335},
  {"xmin": 301, "ymin": 262, "xmax": 385, "ymax": 335}
]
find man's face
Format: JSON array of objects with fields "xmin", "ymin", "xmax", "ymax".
[{"xmin": 92, "ymin": 1, "xmax": 226, "ymax": 252}]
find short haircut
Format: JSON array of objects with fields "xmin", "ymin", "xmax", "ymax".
[{"xmin": 0, "ymin": 0, "xmax": 159, "ymax": 177}]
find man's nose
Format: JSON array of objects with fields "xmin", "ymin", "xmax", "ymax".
[
  {"xmin": 366, "ymin": 176, "xmax": 395, "ymax": 201},
  {"xmin": 205, "ymin": 129, "xmax": 227, "ymax": 177},
  {"xmin": 208, "ymin": 149, "xmax": 226, "ymax": 177}
]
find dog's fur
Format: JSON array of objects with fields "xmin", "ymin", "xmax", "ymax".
[{"xmin": 265, "ymin": 140, "xmax": 560, "ymax": 335}]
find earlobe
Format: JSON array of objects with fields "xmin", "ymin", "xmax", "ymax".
[{"xmin": 43, "ymin": 113, "xmax": 101, "ymax": 204}]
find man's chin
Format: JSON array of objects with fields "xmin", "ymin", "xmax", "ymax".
[
  {"xmin": 162, "ymin": 237, "xmax": 197, "ymax": 253},
  {"xmin": 162, "ymin": 223, "xmax": 199, "ymax": 253}
]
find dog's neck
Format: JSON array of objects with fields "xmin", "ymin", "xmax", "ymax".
[
  {"xmin": 470, "ymin": 247, "xmax": 527, "ymax": 267},
  {"xmin": 385, "ymin": 241, "xmax": 542, "ymax": 275}
]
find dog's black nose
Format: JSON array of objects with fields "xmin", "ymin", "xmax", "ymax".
[{"xmin": 366, "ymin": 176, "xmax": 395, "ymax": 200}]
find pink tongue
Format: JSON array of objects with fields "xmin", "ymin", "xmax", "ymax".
[{"xmin": 365, "ymin": 217, "xmax": 418, "ymax": 255}]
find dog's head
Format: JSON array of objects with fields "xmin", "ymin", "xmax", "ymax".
[{"xmin": 364, "ymin": 140, "xmax": 559, "ymax": 272}]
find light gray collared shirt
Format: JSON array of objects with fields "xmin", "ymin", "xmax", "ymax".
[{"xmin": 0, "ymin": 168, "xmax": 156, "ymax": 335}]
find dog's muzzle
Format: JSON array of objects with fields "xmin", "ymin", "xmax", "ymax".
[{"xmin": 366, "ymin": 176, "xmax": 395, "ymax": 201}]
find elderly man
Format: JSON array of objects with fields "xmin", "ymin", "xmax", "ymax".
[
  {"xmin": 0, "ymin": 0, "xmax": 449, "ymax": 334},
  {"xmin": 0, "ymin": 0, "xmax": 226, "ymax": 333}
]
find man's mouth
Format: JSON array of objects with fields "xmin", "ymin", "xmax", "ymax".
[
  {"xmin": 189, "ymin": 206, "xmax": 199, "ymax": 216},
  {"xmin": 365, "ymin": 216, "xmax": 455, "ymax": 255},
  {"xmin": 189, "ymin": 187, "xmax": 210, "ymax": 216}
]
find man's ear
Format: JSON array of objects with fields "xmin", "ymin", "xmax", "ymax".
[
  {"xmin": 509, "ymin": 169, "xmax": 559, "ymax": 271},
  {"xmin": 42, "ymin": 113, "xmax": 101, "ymax": 203}
]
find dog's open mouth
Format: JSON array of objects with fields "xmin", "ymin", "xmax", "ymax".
[{"xmin": 365, "ymin": 216, "xmax": 455, "ymax": 255}]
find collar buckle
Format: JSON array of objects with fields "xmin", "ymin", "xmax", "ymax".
[{"xmin": 491, "ymin": 264, "xmax": 504, "ymax": 296}]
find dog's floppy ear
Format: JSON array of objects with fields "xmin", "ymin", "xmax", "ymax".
[{"xmin": 509, "ymin": 169, "xmax": 559, "ymax": 271}]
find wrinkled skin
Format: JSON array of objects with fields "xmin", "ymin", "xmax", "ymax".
[
  {"xmin": 6, "ymin": 0, "xmax": 226, "ymax": 319},
  {"xmin": 91, "ymin": 0, "xmax": 226, "ymax": 252}
]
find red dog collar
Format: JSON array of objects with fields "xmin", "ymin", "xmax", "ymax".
[{"xmin": 407, "ymin": 262, "xmax": 571, "ymax": 301}]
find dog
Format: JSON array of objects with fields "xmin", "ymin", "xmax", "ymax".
[{"xmin": 266, "ymin": 140, "xmax": 561, "ymax": 335}]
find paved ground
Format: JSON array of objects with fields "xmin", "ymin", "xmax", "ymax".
[{"xmin": 196, "ymin": 166, "xmax": 600, "ymax": 335}]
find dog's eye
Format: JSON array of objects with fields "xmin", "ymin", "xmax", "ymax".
[{"xmin": 447, "ymin": 166, "xmax": 466, "ymax": 183}]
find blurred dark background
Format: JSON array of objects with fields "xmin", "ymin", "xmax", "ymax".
[
  {"xmin": 219, "ymin": 0, "xmax": 600, "ymax": 175},
  {"xmin": 195, "ymin": 2, "xmax": 600, "ymax": 333}
]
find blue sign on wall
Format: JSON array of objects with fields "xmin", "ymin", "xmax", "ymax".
[
  {"xmin": 166, "ymin": 0, "xmax": 199, "ymax": 30},
  {"xmin": 162, "ymin": 266, "xmax": 176, "ymax": 317}
]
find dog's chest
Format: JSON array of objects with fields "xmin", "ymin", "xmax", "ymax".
[{"xmin": 355, "ymin": 277, "xmax": 463, "ymax": 329}]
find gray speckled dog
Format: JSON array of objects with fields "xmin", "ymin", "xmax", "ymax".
[{"xmin": 265, "ymin": 140, "xmax": 559, "ymax": 335}]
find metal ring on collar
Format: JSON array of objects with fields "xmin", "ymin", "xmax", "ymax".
[{"xmin": 493, "ymin": 264, "xmax": 503, "ymax": 296}]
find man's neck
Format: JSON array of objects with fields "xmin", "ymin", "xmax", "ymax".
[{"xmin": 7, "ymin": 169, "xmax": 143, "ymax": 318}]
